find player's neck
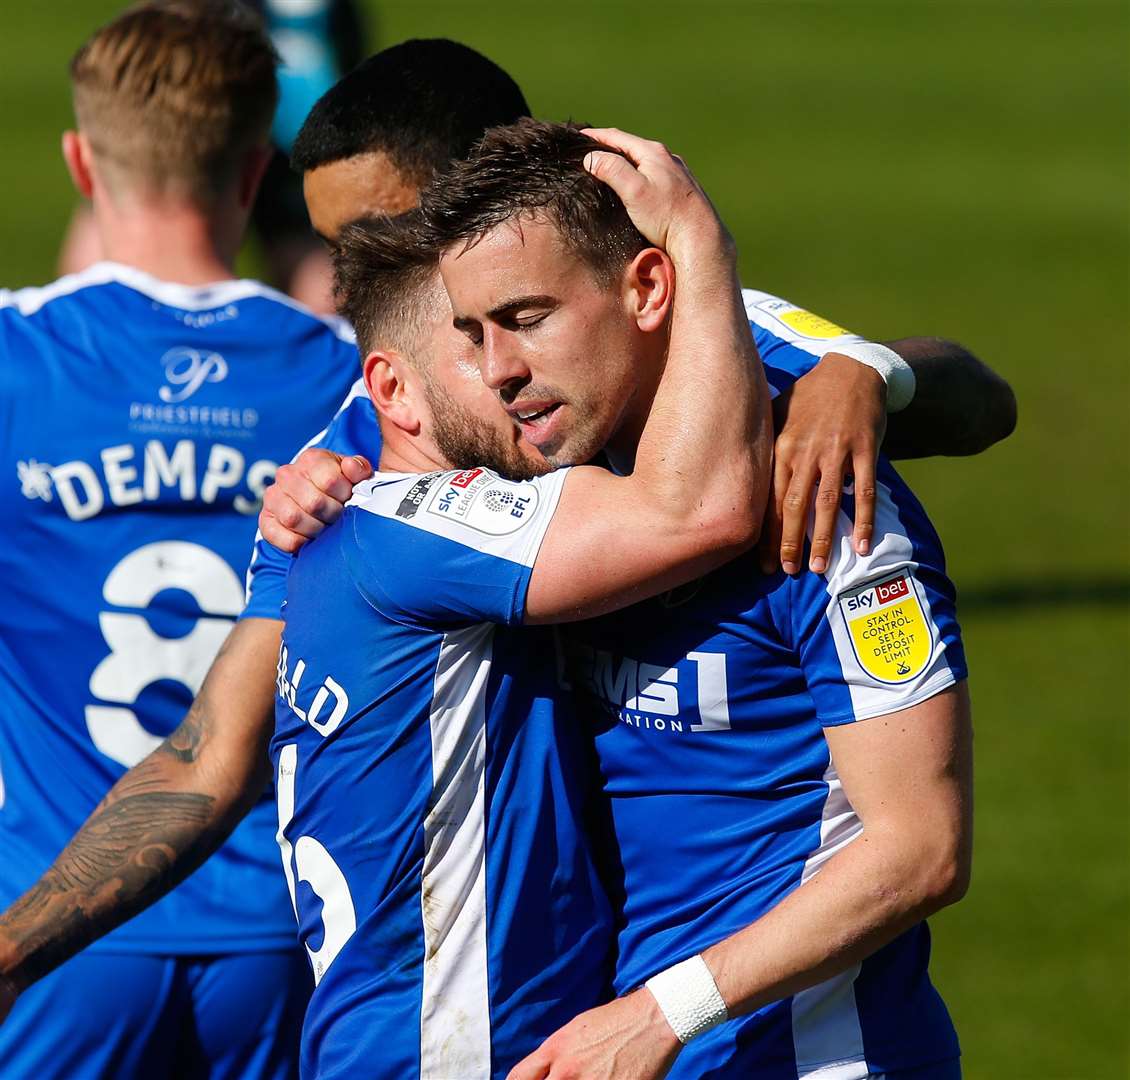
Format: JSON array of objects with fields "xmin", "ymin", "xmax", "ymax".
[
  {"xmin": 602, "ymin": 336, "xmax": 666, "ymax": 475},
  {"xmin": 93, "ymin": 199, "xmax": 241, "ymax": 286},
  {"xmin": 377, "ymin": 430, "xmax": 452, "ymax": 476},
  {"xmin": 601, "ymin": 380, "xmax": 655, "ymax": 475}
]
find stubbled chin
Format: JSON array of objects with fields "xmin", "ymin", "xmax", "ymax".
[
  {"xmin": 517, "ymin": 406, "xmax": 608, "ymax": 469},
  {"xmin": 540, "ymin": 439, "xmax": 590, "ymax": 470}
]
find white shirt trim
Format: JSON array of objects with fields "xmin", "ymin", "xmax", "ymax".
[
  {"xmin": 1, "ymin": 261, "xmax": 354, "ymax": 343},
  {"xmin": 419, "ymin": 623, "xmax": 494, "ymax": 1078}
]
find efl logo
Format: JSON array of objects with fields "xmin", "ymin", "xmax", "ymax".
[{"xmin": 448, "ymin": 468, "xmax": 482, "ymax": 489}]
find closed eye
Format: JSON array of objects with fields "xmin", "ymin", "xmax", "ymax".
[
  {"xmin": 452, "ymin": 316, "xmax": 483, "ymax": 346},
  {"xmin": 487, "ymin": 294, "xmax": 558, "ymax": 330},
  {"xmin": 507, "ymin": 310, "xmax": 550, "ymax": 331}
]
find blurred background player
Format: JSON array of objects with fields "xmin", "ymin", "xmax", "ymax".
[
  {"xmin": 0, "ymin": 3, "xmax": 363, "ymax": 1077},
  {"xmin": 57, "ymin": 0, "xmax": 366, "ymax": 312}
]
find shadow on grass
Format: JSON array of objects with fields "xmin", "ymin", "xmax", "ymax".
[{"xmin": 959, "ymin": 577, "xmax": 1130, "ymax": 613}]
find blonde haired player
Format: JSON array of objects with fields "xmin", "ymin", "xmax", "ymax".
[{"xmin": 0, "ymin": 4, "xmax": 363, "ymax": 1077}]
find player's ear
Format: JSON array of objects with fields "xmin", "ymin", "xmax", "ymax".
[
  {"xmin": 237, "ymin": 144, "xmax": 275, "ymax": 211},
  {"xmin": 623, "ymin": 247, "xmax": 674, "ymax": 334},
  {"xmin": 363, "ymin": 350, "xmax": 422, "ymax": 436},
  {"xmin": 62, "ymin": 131, "xmax": 94, "ymax": 200}
]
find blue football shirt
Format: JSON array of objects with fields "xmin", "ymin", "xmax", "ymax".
[
  {"xmin": 570, "ymin": 461, "xmax": 968, "ymax": 1079},
  {"xmin": 0, "ymin": 262, "xmax": 359, "ymax": 952},
  {"xmin": 273, "ymin": 467, "xmax": 614, "ymax": 1078},
  {"xmin": 248, "ymin": 288, "xmax": 939, "ymax": 1076}
]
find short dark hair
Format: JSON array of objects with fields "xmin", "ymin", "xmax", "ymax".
[
  {"xmin": 291, "ymin": 39, "xmax": 530, "ymax": 187},
  {"xmin": 332, "ymin": 212, "xmax": 440, "ymax": 358},
  {"xmin": 421, "ymin": 119, "xmax": 648, "ymax": 285}
]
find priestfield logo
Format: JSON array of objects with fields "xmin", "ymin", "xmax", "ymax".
[{"xmin": 159, "ymin": 347, "xmax": 229, "ymax": 403}]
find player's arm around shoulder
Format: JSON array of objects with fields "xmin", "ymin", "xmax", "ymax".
[
  {"xmin": 525, "ymin": 449, "xmax": 760, "ymax": 625},
  {"xmin": 747, "ymin": 288, "xmax": 1015, "ymax": 576},
  {"xmin": 525, "ymin": 129, "xmax": 772, "ymax": 625}
]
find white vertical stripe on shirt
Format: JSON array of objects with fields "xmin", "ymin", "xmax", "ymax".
[
  {"xmin": 791, "ymin": 760, "xmax": 868, "ymax": 1079},
  {"xmin": 419, "ymin": 622, "xmax": 494, "ymax": 1079}
]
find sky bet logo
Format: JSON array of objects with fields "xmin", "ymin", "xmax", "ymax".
[
  {"xmin": 448, "ymin": 468, "xmax": 482, "ymax": 489},
  {"xmin": 838, "ymin": 569, "xmax": 930, "ymax": 684},
  {"xmin": 842, "ymin": 572, "xmax": 910, "ymax": 613},
  {"xmin": 433, "ymin": 468, "xmax": 489, "ymax": 519}
]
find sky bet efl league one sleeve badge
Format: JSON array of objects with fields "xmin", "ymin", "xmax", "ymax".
[
  {"xmin": 838, "ymin": 569, "xmax": 933, "ymax": 684},
  {"xmin": 773, "ymin": 307, "xmax": 850, "ymax": 340},
  {"xmin": 424, "ymin": 468, "xmax": 540, "ymax": 535}
]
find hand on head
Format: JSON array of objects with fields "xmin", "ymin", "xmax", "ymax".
[{"xmin": 580, "ymin": 127, "xmax": 733, "ymax": 268}]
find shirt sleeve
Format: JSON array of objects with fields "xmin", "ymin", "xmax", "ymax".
[
  {"xmin": 240, "ymin": 378, "xmax": 378, "ymax": 621},
  {"xmin": 742, "ymin": 287, "xmax": 869, "ymax": 398},
  {"xmin": 241, "ymin": 534, "xmax": 293, "ymax": 621},
  {"xmin": 342, "ymin": 466, "xmax": 571, "ymax": 629},
  {"xmin": 775, "ymin": 460, "xmax": 968, "ymax": 726}
]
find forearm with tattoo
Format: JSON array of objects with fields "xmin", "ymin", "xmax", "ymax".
[{"xmin": 0, "ymin": 621, "xmax": 278, "ymax": 995}]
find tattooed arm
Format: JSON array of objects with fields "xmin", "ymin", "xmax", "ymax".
[{"xmin": 0, "ymin": 616, "xmax": 282, "ymax": 1016}]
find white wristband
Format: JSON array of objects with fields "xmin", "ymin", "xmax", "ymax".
[
  {"xmin": 644, "ymin": 954, "xmax": 728, "ymax": 1044},
  {"xmin": 829, "ymin": 342, "xmax": 917, "ymax": 414}
]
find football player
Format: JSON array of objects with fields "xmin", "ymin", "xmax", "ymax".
[
  {"xmin": 249, "ymin": 125, "xmax": 981, "ymax": 1078},
  {"xmin": 270, "ymin": 142, "xmax": 770, "ymax": 1076},
  {"xmin": 0, "ymin": 4, "xmax": 363, "ymax": 1077},
  {"xmin": 425, "ymin": 121, "xmax": 972, "ymax": 1080},
  {"xmin": 57, "ymin": 0, "xmax": 367, "ymax": 313}
]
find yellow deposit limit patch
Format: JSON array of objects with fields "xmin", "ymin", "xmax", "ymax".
[
  {"xmin": 838, "ymin": 569, "xmax": 932, "ymax": 684},
  {"xmin": 776, "ymin": 308, "xmax": 850, "ymax": 340}
]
